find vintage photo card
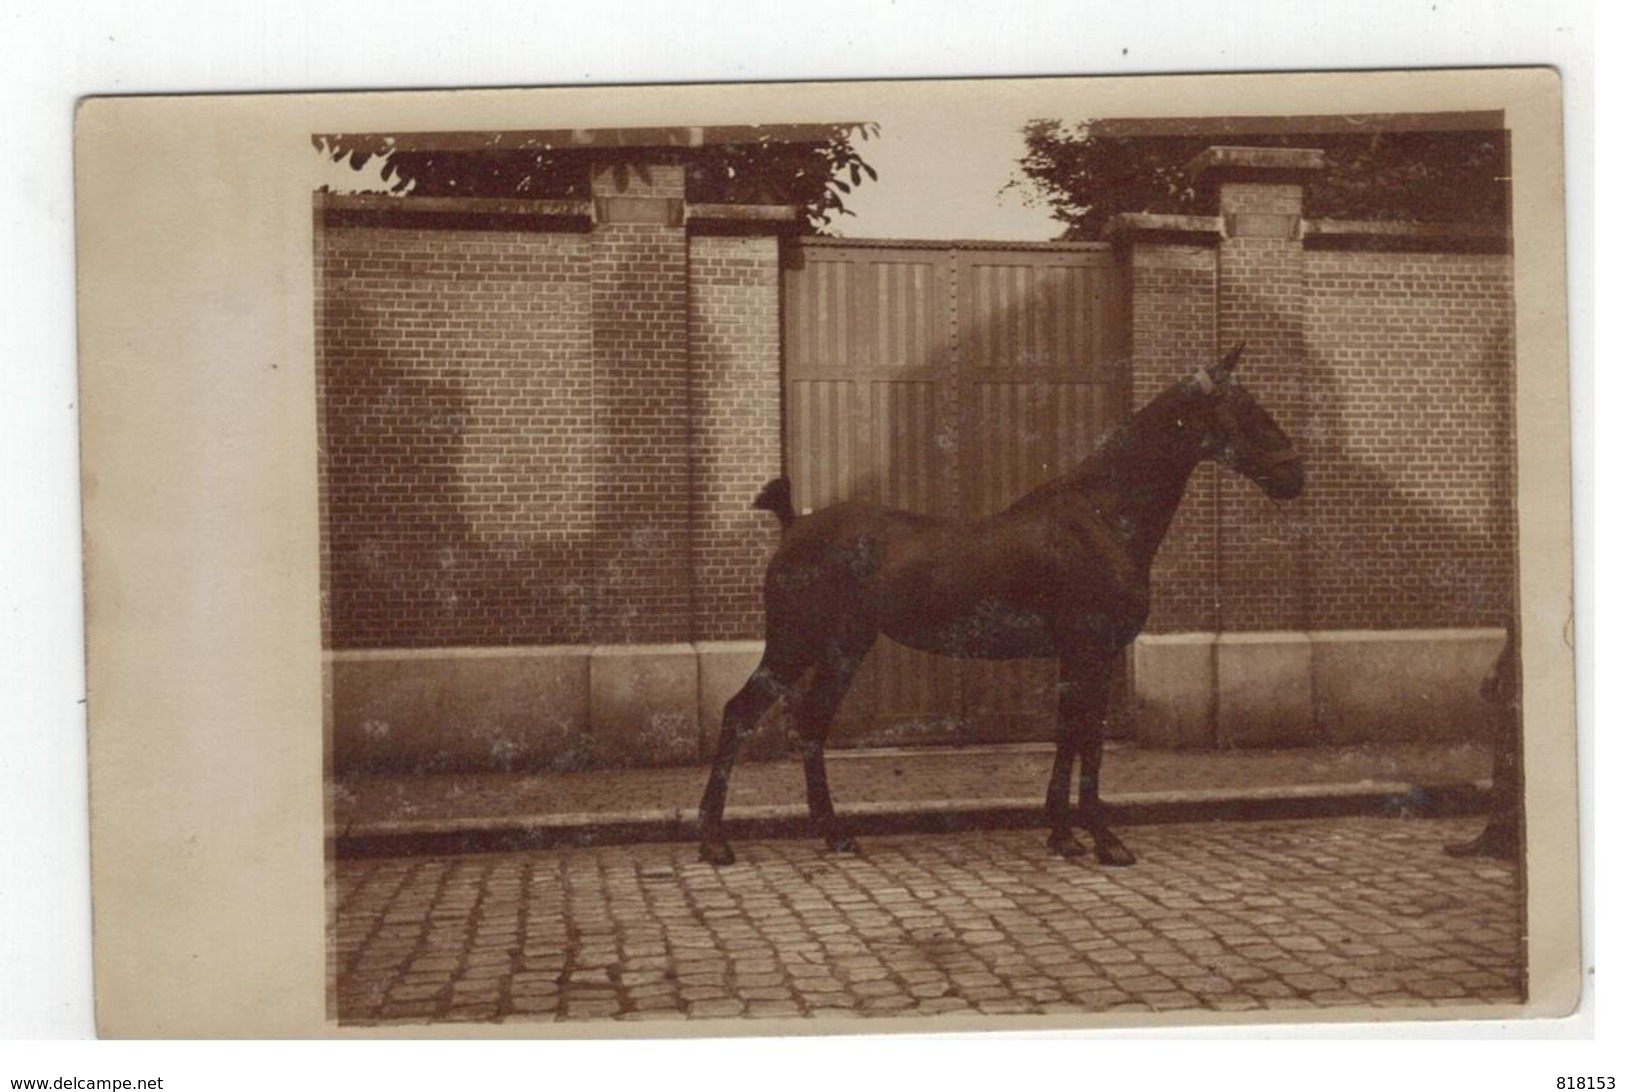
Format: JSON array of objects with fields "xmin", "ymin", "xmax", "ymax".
[{"xmin": 77, "ymin": 68, "xmax": 1576, "ymax": 1037}]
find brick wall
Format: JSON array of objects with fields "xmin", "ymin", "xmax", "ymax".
[
  {"xmin": 317, "ymin": 184, "xmax": 1514, "ymax": 655},
  {"xmin": 1127, "ymin": 243, "xmax": 1220, "ymax": 633},
  {"xmin": 1214, "ymin": 184, "xmax": 1311, "ymax": 634},
  {"xmin": 317, "ymin": 188, "xmax": 786, "ymax": 652},
  {"xmin": 690, "ymin": 235, "xmax": 783, "ymax": 640},
  {"xmin": 317, "ymin": 225, "xmax": 593, "ymax": 648},
  {"xmin": 588, "ymin": 163, "xmax": 693, "ymax": 644},
  {"xmin": 1123, "ymin": 167, "xmax": 1514, "ymax": 638},
  {"xmin": 1301, "ymin": 249, "xmax": 1516, "ymax": 629}
]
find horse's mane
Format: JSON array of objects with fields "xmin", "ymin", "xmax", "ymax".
[{"xmin": 1006, "ymin": 381, "xmax": 1197, "ymax": 514}]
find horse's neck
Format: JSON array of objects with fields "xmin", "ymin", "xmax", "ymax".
[{"xmin": 1065, "ymin": 396, "xmax": 1206, "ymax": 568}]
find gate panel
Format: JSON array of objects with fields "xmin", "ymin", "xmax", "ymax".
[
  {"xmin": 959, "ymin": 381, "xmax": 1123, "ymax": 737},
  {"xmin": 784, "ymin": 245, "xmax": 962, "ymax": 742},
  {"xmin": 957, "ymin": 248, "xmax": 1129, "ymax": 740},
  {"xmin": 783, "ymin": 240, "xmax": 1126, "ymax": 747},
  {"xmin": 872, "ymin": 261, "xmax": 938, "ymax": 372},
  {"xmin": 786, "ymin": 379, "xmax": 860, "ymax": 510},
  {"xmin": 859, "ymin": 375, "xmax": 962, "ymax": 744}
]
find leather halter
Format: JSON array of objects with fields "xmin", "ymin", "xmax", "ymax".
[
  {"xmin": 1256, "ymin": 445, "xmax": 1303, "ymax": 470},
  {"xmin": 1211, "ymin": 390, "xmax": 1300, "ymax": 471}
]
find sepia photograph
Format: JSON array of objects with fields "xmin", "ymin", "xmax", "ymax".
[{"xmin": 74, "ymin": 69, "xmax": 1578, "ymax": 1038}]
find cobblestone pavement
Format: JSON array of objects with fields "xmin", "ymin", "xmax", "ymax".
[{"xmin": 333, "ymin": 814, "xmax": 1521, "ymax": 1025}]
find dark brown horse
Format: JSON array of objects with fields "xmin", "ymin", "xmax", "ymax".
[{"xmin": 698, "ymin": 344, "xmax": 1304, "ymax": 866}]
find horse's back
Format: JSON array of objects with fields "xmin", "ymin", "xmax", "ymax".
[
  {"xmin": 760, "ymin": 501, "xmax": 942, "ymax": 631},
  {"xmin": 773, "ymin": 499, "xmax": 940, "ymax": 554}
]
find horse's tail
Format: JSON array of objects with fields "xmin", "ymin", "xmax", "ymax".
[{"xmin": 752, "ymin": 477, "xmax": 796, "ymax": 529}]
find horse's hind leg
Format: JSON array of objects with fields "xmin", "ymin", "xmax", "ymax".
[
  {"xmin": 796, "ymin": 644, "xmax": 871, "ymax": 854},
  {"xmin": 698, "ymin": 652, "xmax": 803, "ymax": 865}
]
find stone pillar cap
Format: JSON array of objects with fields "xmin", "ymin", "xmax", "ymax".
[{"xmin": 1187, "ymin": 145, "xmax": 1328, "ymax": 184}]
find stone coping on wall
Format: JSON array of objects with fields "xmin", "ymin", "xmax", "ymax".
[
  {"xmin": 326, "ymin": 628, "xmax": 1510, "ymax": 774},
  {"xmin": 316, "ymin": 192, "xmax": 593, "ymax": 218},
  {"xmin": 1103, "ymin": 213, "xmax": 1224, "ymax": 249},
  {"xmin": 316, "ymin": 193, "xmax": 1503, "ymax": 252},
  {"xmin": 1302, "ymin": 218, "xmax": 1511, "ymax": 253},
  {"xmin": 1105, "ymin": 210, "xmax": 1508, "ymax": 253},
  {"xmin": 1187, "ymin": 145, "xmax": 1330, "ymax": 180},
  {"xmin": 316, "ymin": 190, "xmax": 799, "ymax": 234},
  {"xmin": 686, "ymin": 203, "xmax": 797, "ymax": 223},
  {"xmin": 316, "ymin": 197, "xmax": 1508, "ymax": 253}
]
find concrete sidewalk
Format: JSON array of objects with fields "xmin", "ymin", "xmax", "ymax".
[{"xmin": 332, "ymin": 740, "xmax": 1494, "ymax": 858}]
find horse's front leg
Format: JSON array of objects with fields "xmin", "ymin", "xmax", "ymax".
[
  {"xmin": 1051, "ymin": 652, "xmax": 1136, "ymax": 866},
  {"xmin": 1077, "ymin": 730, "xmax": 1135, "ymax": 867},
  {"xmin": 1044, "ymin": 735, "xmax": 1085, "ymax": 857}
]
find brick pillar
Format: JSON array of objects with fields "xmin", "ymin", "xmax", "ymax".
[
  {"xmin": 589, "ymin": 161, "xmax": 693, "ymax": 644},
  {"xmin": 1195, "ymin": 147, "xmax": 1325, "ymax": 746},
  {"xmin": 1192, "ymin": 147, "xmax": 1326, "ymax": 635},
  {"xmin": 689, "ymin": 234, "xmax": 783, "ymax": 642},
  {"xmin": 1110, "ymin": 216, "xmax": 1224, "ymax": 747},
  {"xmin": 1112, "ymin": 222, "xmax": 1222, "ymax": 634}
]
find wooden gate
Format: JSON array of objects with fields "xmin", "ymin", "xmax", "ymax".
[{"xmin": 782, "ymin": 238, "xmax": 1130, "ymax": 747}]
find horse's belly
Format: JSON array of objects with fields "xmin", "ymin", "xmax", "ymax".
[{"xmin": 882, "ymin": 597, "xmax": 1055, "ymax": 660}]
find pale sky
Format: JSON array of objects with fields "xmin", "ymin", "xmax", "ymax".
[{"xmin": 827, "ymin": 102, "xmax": 1065, "ymax": 242}]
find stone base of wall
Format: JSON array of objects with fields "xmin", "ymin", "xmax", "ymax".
[
  {"xmin": 694, "ymin": 641, "xmax": 794, "ymax": 761},
  {"xmin": 329, "ymin": 642, "xmax": 779, "ymax": 774},
  {"xmin": 1132, "ymin": 628, "xmax": 1507, "ymax": 749},
  {"xmin": 329, "ymin": 646, "xmax": 594, "ymax": 774},
  {"xmin": 329, "ymin": 628, "xmax": 1508, "ymax": 774}
]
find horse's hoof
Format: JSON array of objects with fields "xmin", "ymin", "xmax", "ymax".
[
  {"xmin": 698, "ymin": 840, "xmax": 736, "ymax": 866},
  {"xmin": 1046, "ymin": 832, "xmax": 1090, "ymax": 858},
  {"xmin": 826, "ymin": 834, "xmax": 860, "ymax": 855},
  {"xmin": 1093, "ymin": 836, "xmax": 1137, "ymax": 867}
]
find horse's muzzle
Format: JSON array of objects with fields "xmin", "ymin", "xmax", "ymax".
[{"xmin": 1265, "ymin": 458, "xmax": 1305, "ymax": 499}]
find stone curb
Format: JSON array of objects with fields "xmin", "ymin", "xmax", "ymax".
[{"xmin": 331, "ymin": 779, "xmax": 1492, "ymax": 859}]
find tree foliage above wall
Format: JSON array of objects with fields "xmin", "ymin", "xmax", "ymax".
[
  {"xmin": 315, "ymin": 123, "xmax": 879, "ymax": 236},
  {"xmin": 1015, "ymin": 122, "xmax": 1509, "ymax": 242}
]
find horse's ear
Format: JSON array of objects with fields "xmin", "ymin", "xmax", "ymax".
[{"xmin": 1217, "ymin": 342, "xmax": 1245, "ymax": 375}]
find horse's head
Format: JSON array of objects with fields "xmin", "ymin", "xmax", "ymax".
[{"xmin": 1191, "ymin": 343, "xmax": 1304, "ymax": 500}]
